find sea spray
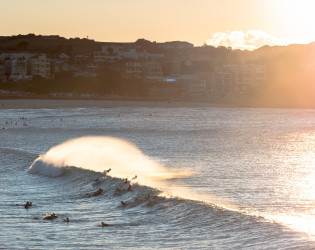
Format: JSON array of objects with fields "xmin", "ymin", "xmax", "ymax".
[{"xmin": 29, "ymin": 136, "xmax": 185, "ymax": 187}]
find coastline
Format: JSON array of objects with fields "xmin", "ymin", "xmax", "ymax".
[
  {"xmin": 0, "ymin": 97, "xmax": 232, "ymax": 109},
  {"xmin": 0, "ymin": 96, "xmax": 313, "ymax": 110}
]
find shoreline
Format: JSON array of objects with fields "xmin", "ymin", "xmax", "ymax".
[
  {"xmin": 0, "ymin": 96, "xmax": 235, "ymax": 109},
  {"xmin": 0, "ymin": 96, "xmax": 314, "ymax": 110}
]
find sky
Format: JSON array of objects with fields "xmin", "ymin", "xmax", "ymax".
[{"xmin": 1, "ymin": 0, "xmax": 315, "ymax": 49}]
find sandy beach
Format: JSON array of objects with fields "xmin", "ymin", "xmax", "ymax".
[{"xmin": 0, "ymin": 98, "xmax": 230, "ymax": 109}]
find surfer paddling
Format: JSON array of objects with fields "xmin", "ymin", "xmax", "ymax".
[
  {"xmin": 44, "ymin": 213, "xmax": 58, "ymax": 220},
  {"xmin": 92, "ymin": 188, "xmax": 103, "ymax": 197},
  {"xmin": 87, "ymin": 188, "xmax": 103, "ymax": 197},
  {"xmin": 101, "ymin": 222, "xmax": 112, "ymax": 227}
]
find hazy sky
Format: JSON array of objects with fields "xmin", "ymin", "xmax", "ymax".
[{"xmin": 1, "ymin": 0, "xmax": 315, "ymax": 48}]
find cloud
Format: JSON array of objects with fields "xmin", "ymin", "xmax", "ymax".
[{"xmin": 206, "ymin": 30, "xmax": 290, "ymax": 50}]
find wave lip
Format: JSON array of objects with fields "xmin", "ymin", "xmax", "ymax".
[
  {"xmin": 29, "ymin": 156, "xmax": 67, "ymax": 177},
  {"xmin": 28, "ymin": 136, "xmax": 181, "ymax": 183}
]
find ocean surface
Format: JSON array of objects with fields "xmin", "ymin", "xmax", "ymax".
[{"xmin": 1, "ymin": 104, "xmax": 315, "ymax": 249}]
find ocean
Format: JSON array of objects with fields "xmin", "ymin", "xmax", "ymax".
[{"xmin": 1, "ymin": 104, "xmax": 314, "ymax": 249}]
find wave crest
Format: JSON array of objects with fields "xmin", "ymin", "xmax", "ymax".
[
  {"xmin": 28, "ymin": 136, "xmax": 183, "ymax": 185},
  {"xmin": 29, "ymin": 156, "xmax": 67, "ymax": 177}
]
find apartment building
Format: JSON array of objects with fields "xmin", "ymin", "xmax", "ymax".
[
  {"xmin": 4, "ymin": 54, "xmax": 30, "ymax": 80},
  {"xmin": 122, "ymin": 60, "xmax": 143, "ymax": 79},
  {"xmin": 143, "ymin": 61, "xmax": 163, "ymax": 79},
  {"xmin": 214, "ymin": 64, "xmax": 266, "ymax": 95},
  {"xmin": 28, "ymin": 54, "xmax": 50, "ymax": 79},
  {"xmin": 94, "ymin": 45, "xmax": 164, "ymax": 63}
]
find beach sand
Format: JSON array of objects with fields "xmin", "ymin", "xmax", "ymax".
[{"xmin": 0, "ymin": 98, "xmax": 227, "ymax": 109}]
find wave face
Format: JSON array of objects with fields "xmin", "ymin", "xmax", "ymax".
[{"xmin": 27, "ymin": 149, "xmax": 313, "ymax": 250}]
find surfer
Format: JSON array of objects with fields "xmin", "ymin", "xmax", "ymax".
[
  {"xmin": 131, "ymin": 175, "xmax": 137, "ymax": 181},
  {"xmin": 44, "ymin": 215, "xmax": 53, "ymax": 220},
  {"xmin": 92, "ymin": 188, "xmax": 103, "ymax": 197},
  {"xmin": 114, "ymin": 187, "xmax": 122, "ymax": 195},
  {"xmin": 127, "ymin": 184, "xmax": 132, "ymax": 192},
  {"xmin": 101, "ymin": 222, "xmax": 112, "ymax": 227},
  {"xmin": 104, "ymin": 168, "xmax": 111, "ymax": 175},
  {"xmin": 123, "ymin": 178, "xmax": 129, "ymax": 184},
  {"xmin": 44, "ymin": 213, "xmax": 58, "ymax": 220}
]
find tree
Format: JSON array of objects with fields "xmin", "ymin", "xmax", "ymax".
[{"xmin": 17, "ymin": 41, "xmax": 28, "ymax": 50}]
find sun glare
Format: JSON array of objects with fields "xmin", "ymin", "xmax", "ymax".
[{"xmin": 271, "ymin": 0, "xmax": 315, "ymax": 44}]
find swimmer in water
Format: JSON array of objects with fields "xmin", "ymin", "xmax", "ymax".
[
  {"xmin": 63, "ymin": 217, "xmax": 70, "ymax": 222},
  {"xmin": 24, "ymin": 201, "xmax": 31, "ymax": 209},
  {"xmin": 121, "ymin": 201, "xmax": 127, "ymax": 207}
]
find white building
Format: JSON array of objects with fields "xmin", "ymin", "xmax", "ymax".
[
  {"xmin": 120, "ymin": 48, "xmax": 164, "ymax": 60},
  {"xmin": 231, "ymin": 64, "xmax": 266, "ymax": 93},
  {"xmin": 94, "ymin": 51, "xmax": 121, "ymax": 63},
  {"xmin": 143, "ymin": 61, "xmax": 163, "ymax": 79},
  {"xmin": 94, "ymin": 45, "xmax": 164, "ymax": 63},
  {"xmin": 123, "ymin": 60, "xmax": 143, "ymax": 78},
  {"xmin": 28, "ymin": 54, "xmax": 50, "ymax": 79},
  {"xmin": 1, "ymin": 53, "xmax": 51, "ymax": 80},
  {"xmin": 3, "ymin": 53, "xmax": 30, "ymax": 81},
  {"xmin": 214, "ymin": 68, "xmax": 233, "ymax": 95},
  {"xmin": 214, "ymin": 64, "xmax": 266, "ymax": 94}
]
